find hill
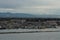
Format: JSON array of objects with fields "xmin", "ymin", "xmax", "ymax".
[{"xmin": 0, "ymin": 12, "xmax": 60, "ymax": 18}]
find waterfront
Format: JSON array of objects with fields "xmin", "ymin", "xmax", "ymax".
[
  {"xmin": 0, "ymin": 18, "xmax": 59, "ymax": 29},
  {"xmin": 0, "ymin": 32, "xmax": 60, "ymax": 40},
  {"xmin": 0, "ymin": 28, "xmax": 60, "ymax": 33}
]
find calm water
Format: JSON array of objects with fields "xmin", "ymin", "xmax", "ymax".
[{"xmin": 0, "ymin": 32, "xmax": 60, "ymax": 40}]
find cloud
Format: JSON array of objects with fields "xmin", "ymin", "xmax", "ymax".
[
  {"xmin": 0, "ymin": 0, "xmax": 60, "ymax": 15},
  {"xmin": 0, "ymin": 0, "xmax": 20, "ymax": 8}
]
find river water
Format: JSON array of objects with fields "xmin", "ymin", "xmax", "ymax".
[{"xmin": 0, "ymin": 32, "xmax": 60, "ymax": 40}]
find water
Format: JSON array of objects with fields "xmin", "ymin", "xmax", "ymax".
[{"xmin": 0, "ymin": 32, "xmax": 60, "ymax": 40}]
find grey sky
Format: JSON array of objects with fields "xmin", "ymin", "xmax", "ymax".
[{"xmin": 0, "ymin": 0, "xmax": 60, "ymax": 15}]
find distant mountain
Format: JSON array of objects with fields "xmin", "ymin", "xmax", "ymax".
[
  {"xmin": 0, "ymin": 12, "xmax": 60, "ymax": 18},
  {"xmin": 36, "ymin": 14, "xmax": 60, "ymax": 18},
  {"xmin": 0, "ymin": 12, "xmax": 36, "ymax": 18}
]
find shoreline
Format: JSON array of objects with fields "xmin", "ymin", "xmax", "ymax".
[
  {"xmin": 0, "ymin": 28, "xmax": 60, "ymax": 34},
  {"xmin": 0, "ymin": 31, "xmax": 60, "ymax": 34}
]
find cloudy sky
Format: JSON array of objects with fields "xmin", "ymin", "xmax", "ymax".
[{"xmin": 0, "ymin": 0, "xmax": 60, "ymax": 15}]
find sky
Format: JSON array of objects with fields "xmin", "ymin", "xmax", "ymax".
[{"xmin": 0, "ymin": 0, "xmax": 60, "ymax": 15}]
